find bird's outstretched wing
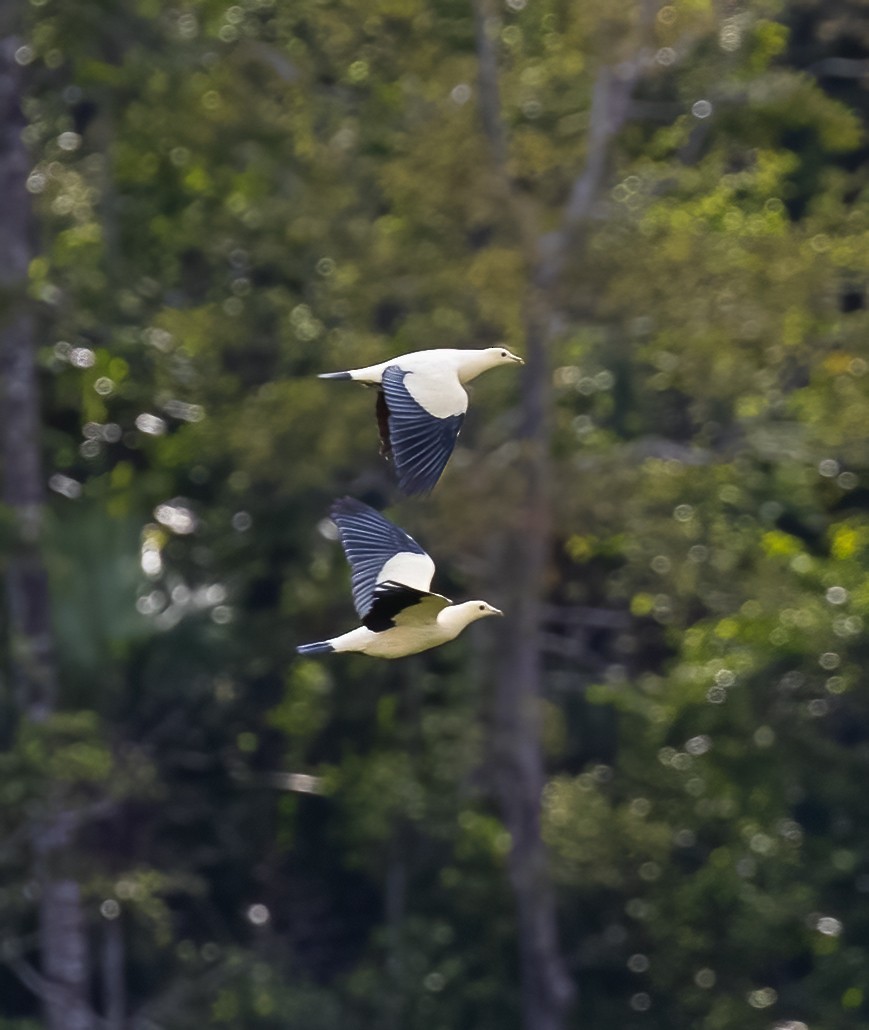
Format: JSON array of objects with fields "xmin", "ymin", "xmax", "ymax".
[
  {"xmin": 362, "ymin": 581, "xmax": 451, "ymax": 632},
  {"xmin": 330, "ymin": 498, "xmax": 436, "ymax": 619},
  {"xmin": 380, "ymin": 365, "xmax": 466, "ymax": 496}
]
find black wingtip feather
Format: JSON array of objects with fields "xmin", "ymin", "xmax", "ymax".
[{"xmin": 318, "ymin": 371, "xmax": 353, "ymax": 380}]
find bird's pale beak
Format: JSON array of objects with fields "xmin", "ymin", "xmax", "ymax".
[
  {"xmin": 490, "ymin": 607, "xmax": 504, "ymax": 616},
  {"xmin": 513, "ymin": 355, "xmax": 525, "ymax": 365}
]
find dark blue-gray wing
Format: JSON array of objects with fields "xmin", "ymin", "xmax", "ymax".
[
  {"xmin": 380, "ymin": 365, "xmax": 465, "ymax": 496},
  {"xmin": 330, "ymin": 497, "xmax": 435, "ymax": 618}
]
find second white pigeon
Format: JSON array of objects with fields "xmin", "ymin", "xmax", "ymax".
[
  {"xmin": 296, "ymin": 497, "xmax": 503, "ymax": 659},
  {"xmin": 318, "ymin": 346, "xmax": 524, "ymax": 495}
]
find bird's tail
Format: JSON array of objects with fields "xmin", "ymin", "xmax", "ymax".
[
  {"xmin": 317, "ymin": 371, "xmax": 353, "ymax": 380},
  {"xmin": 296, "ymin": 640, "xmax": 335, "ymax": 656}
]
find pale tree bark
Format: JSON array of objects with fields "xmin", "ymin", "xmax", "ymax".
[
  {"xmin": 102, "ymin": 912, "xmax": 126, "ymax": 1030},
  {"xmin": 0, "ymin": 27, "xmax": 98, "ymax": 1030},
  {"xmin": 472, "ymin": 3, "xmax": 657, "ymax": 1028},
  {"xmin": 0, "ymin": 33, "xmax": 54, "ymax": 723}
]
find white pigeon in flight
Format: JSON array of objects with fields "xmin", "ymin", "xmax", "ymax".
[
  {"xmin": 318, "ymin": 346, "xmax": 524, "ymax": 495},
  {"xmin": 296, "ymin": 497, "xmax": 503, "ymax": 659}
]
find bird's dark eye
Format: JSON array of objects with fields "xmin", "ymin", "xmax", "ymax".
[
  {"xmin": 479, "ymin": 604, "xmax": 486, "ymax": 611},
  {"xmin": 501, "ymin": 350, "xmax": 507, "ymax": 357}
]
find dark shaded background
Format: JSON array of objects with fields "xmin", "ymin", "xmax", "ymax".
[{"xmin": 3, "ymin": 1, "xmax": 869, "ymax": 1027}]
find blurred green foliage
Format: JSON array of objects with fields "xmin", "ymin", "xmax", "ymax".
[{"xmin": 5, "ymin": 0, "xmax": 869, "ymax": 1027}]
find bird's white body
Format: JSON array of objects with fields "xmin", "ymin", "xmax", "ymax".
[
  {"xmin": 319, "ymin": 347, "xmax": 523, "ymax": 495},
  {"xmin": 296, "ymin": 498, "xmax": 503, "ymax": 660},
  {"xmin": 325, "ymin": 601, "xmax": 501, "ymax": 659},
  {"xmin": 339, "ymin": 347, "xmax": 523, "ymax": 418}
]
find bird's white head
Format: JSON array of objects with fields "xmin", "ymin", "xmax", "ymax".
[
  {"xmin": 459, "ymin": 600, "xmax": 504, "ymax": 623},
  {"xmin": 487, "ymin": 345, "xmax": 524, "ymax": 365},
  {"xmin": 457, "ymin": 346, "xmax": 524, "ymax": 383},
  {"xmin": 438, "ymin": 600, "xmax": 503, "ymax": 641}
]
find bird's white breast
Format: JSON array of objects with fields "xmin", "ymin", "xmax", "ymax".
[
  {"xmin": 361, "ymin": 622, "xmax": 450, "ymax": 658},
  {"xmin": 352, "ymin": 349, "xmax": 470, "ymax": 418},
  {"xmin": 400, "ymin": 355, "xmax": 468, "ymax": 419}
]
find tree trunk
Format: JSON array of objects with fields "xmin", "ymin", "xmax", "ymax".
[
  {"xmin": 0, "ymin": 30, "xmax": 97, "ymax": 1030},
  {"xmin": 492, "ymin": 293, "xmax": 575, "ymax": 1030},
  {"xmin": 472, "ymin": 5, "xmax": 574, "ymax": 1027},
  {"xmin": 102, "ymin": 910, "xmax": 126, "ymax": 1030},
  {"xmin": 38, "ymin": 874, "xmax": 94, "ymax": 1030},
  {"xmin": 0, "ymin": 36, "xmax": 56, "ymax": 723},
  {"xmin": 472, "ymin": 3, "xmax": 656, "ymax": 1027}
]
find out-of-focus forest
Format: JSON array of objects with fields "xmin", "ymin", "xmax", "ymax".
[{"xmin": 3, "ymin": 0, "xmax": 869, "ymax": 1027}]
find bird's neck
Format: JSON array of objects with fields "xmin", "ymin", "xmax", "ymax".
[
  {"xmin": 455, "ymin": 350, "xmax": 496, "ymax": 384},
  {"xmin": 437, "ymin": 603, "xmax": 480, "ymax": 639}
]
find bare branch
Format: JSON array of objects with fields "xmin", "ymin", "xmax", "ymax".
[
  {"xmin": 538, "ymin": 633, "xmax": 594, "ymax": 662},
  {"xmin": 7, "ymin": 958, "xmax": 62, "ymax": 1005},
  {"xmin": 6, "ymin": 958, "xmax": 106, "ymax": 1029},
  {"xmin": 810, "ymin": 57, "xmax": 869, "ymax": 80},
  {"xmin": 561, "ymin": 60, "xmax": 645, "ymax": 229},
  {"xmin": 541, "ymin": 605, "xmax": 632, "ymax": 630},
  {"xmin": 472, "ymin": 0, "xmax": 509, "ymax": 171}
]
